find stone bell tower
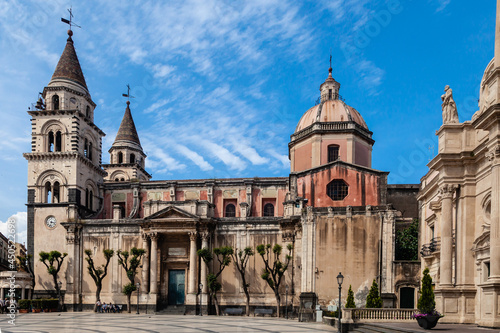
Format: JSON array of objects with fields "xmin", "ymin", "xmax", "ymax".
[{"xmin": 23, "ymin": 29, "xmax": 106, "ymax": 301}]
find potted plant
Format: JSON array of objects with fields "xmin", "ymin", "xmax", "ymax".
[
  {"xmin": 32, "ymin": 299, "xmax": 42, "ymax": 313},
  {"xmin": 18, "ymin": 299, "xmax": 30, "ymax": 313},
  {"xmin": 413, "ymin": 268, "xmax": 443, "ymax": 329}
]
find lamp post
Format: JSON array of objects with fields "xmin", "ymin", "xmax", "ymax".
[
  {"xmin": 337, "ymin": 272, "xmax": 344, "ymax": 333},
  {"xmin": 199, "ymin": 283, "xmax": 203, "ymax": 316},
  {"xmin": 136, "ymin": 282, "xmax": 140, "ymax": 314},
  {"xmin": 285, "ymin": 285, "xmax": 289, "ymax": 319}
]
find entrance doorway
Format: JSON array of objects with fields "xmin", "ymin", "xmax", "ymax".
[
  {"xmin": 399, "ymin": 287, "xmax": 415, "ymax": 309},
  {"xmin": 168, "ymin": 270, "xmax": 185, "ymax": 305}
]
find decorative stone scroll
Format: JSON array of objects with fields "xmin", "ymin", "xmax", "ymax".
[
  {"xmin": 486, "ymin": 145, "xmax": 500, "ymax": 162},
  {"xmin": 439, "ymin": 184, "xmax": 458, "ymax": 199}
]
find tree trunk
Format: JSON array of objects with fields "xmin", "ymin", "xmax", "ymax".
[
  {"xmin": 52, "ymin": 275, "xmax": 63, "ymax": 311},
  {"xmin": 94, "ymin": 285, "xmax": 102, "ymax": 312},
  {"xmin": 213, "ymin": 293, "xmax": 220, "ymax": 316},
  {"xmin": 127, "ymin": 294, "xmax": 131, "ymax": 313},
  {"xmin": 275, "ymin": 292, "xmax": 281, "ymax": 318},
  {"xmin": 244, "ymin": 287, "xmax": 250, "ymax": 316}
]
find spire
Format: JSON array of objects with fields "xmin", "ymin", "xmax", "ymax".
[
  {"xmin": 50, "ymin": 30, "xmax": 88, "ymax": 90},
  {"xmin": 114, "ymin": 101, "xmax": 142, "ymax": 147}
]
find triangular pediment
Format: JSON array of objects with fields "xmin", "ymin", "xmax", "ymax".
[{"xmin": 146, "ymin": 206, "xmax": 199, "ymax": 220}]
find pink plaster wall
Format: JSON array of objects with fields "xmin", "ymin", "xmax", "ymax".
[
  {"xmin": 320, "ymin": 138, "xmax": 347, "ymax": 164},
  {"xmin": 355, "ymin": 141, "xmax": 370, "ymax": 167},
  {"xmin": 294, "ymin": 142, "xmax": 312, "ymax": 171},
  {"xmin": 296, "ymin": 165, "xmax": 382, "ymax": 207}
]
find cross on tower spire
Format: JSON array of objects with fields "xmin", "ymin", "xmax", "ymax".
[{"xmin": 61, "ymin": 7, "xmax": 81, "ymax": 33}]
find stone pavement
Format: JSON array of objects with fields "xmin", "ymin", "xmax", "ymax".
[
  {"xmin": 0, "ymin": 313, "xmax": 499, "ymax": 333},
  {"xmin": 0, "ymin": 313, "xmax": 336, "ymax": 333}
]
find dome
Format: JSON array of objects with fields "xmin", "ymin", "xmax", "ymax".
[{"xmin": 295, "ymin": 99, "xmax": 368, "ymax": 133}]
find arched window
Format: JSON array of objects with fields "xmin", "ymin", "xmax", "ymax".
[
  {"xmin": 118, "ymin": 152, "xmax": 123, "ymax": 164},
  {"xmin": 84, "ymin": 138, "xmax": 88, "ymax": 158},
  {"xmin": 45, "ymin": 182, "xmax": 52, "ymax": 203},
  {"xmin": 86, "ymin": 106, "xmax": 90, "ymax": 118},
  {"xmin": 263, "ymin": 203, "xmax": 275, "ymax": 217},
  {"xmin": 328, "ymin": 145, "xmax": 339, "ymax": 162},
  {"xmin": 327, "ymin": 179, "xmax": 348, "ymax": 201},
  {"xmin": 48, "ymin": 131, "xmax": 54, "ymax": 152},
  {"xmin": 55, "ymin": 131, "xmax": 62, "ymax": 152},
  {"xmin": 120, "ymin": 178, "xmax": 125, "ymax": 182},
  {"xmin": 52, "ymin": 95, "xmax": 59, "ymax": 110},
  {"xmin": 85, "ymin": 188, "xmax": 89, "ymax": 208},
  {"xmin": 115, "ymin": 178, "xmax": 119, "ymax": 182},
  {"xmin": 225, "ymin": 204, "xmax": 236, "ymax": 217},
  {"xmin": 88, "ymin": 142, "xmax": 93, "ymax": 161},
  {"xmin": 89, "ymin": 190, "xmax": 93, "ymax": 210},
  {"xmin": 53, "ymin": 182, "xmax": 60, "ymax": 203},
  {"xmin": 130, "ymin": 153, "xmax": 135, "ymax": 164}
]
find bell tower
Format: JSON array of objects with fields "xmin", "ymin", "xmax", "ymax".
[{"xmin": 23, "ymin": 29, "xmax": 106, "ymax": 300}]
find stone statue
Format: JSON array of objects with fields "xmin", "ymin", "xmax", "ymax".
[{"xmin": 441, "ymin": 85, "xmax": 459, "ymax": 124}]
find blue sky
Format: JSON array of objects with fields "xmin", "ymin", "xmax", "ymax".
[{"xmin": 0, "ymin": 0, "xmax": 496, "ymax": 246}]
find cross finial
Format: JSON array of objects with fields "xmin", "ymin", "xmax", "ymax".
[
  {"xmin": 61, "ymin": 7, "xmax": 81, "ymax": 32},
  {"xmin": 329, "ymin": 48, "xmax": 332, "ymax": 69},
  {"xmin": 122, "ymin": 84, "xmax": 135, "ymax": 103}
]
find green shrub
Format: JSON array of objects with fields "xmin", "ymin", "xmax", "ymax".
[
  {"xmin": 323, "ymin": 310, "xmax": 338, "ymax": 317},
  {"xmin": 366, "ymin": 279, "xmax": 383, "ymax": 308},
  {"xmin": 417, "ymin": 268, "xmax": 436, "ymax": 314},
  {"xmin": 18, "ymin": 299, "xmax": 30, "ymax": 310},
  {"xmin": 32, "ymin": 299, "xmax": 42, "ymax": 309},
  {"xmin": 345, "ymin": 285, "xmax": 356, "ymax": 308}
]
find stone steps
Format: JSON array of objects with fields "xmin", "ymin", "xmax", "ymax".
[{"xmin": 157, "ymin": 305, "xmax": 186, "ymax": 315}]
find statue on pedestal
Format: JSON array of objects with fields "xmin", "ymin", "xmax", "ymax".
[{"xmin": 441, "ymin": 85, "xmax": 459, "ymax": 124}]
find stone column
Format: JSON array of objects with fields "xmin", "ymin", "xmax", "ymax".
[
  {"xmin": 141, "ymin": 233, "xmax": 150, "ymax": 293},
  {"xmin": 439, "ymin": 184, "xmax": 456, "ymax": 287},
  {"xmin": 489, "ymin": 147, "xmax": 500, "ymax": 279},
  {"xmin": 201, "ymin": 232, "xmax": 209, "ymax": 293},
  {"xmin": 149, "ymin": 232, "xmax": 158, "ymax": 294},
  {"xmin": 21, "ymin": 287, "xmax": 25, "ymax": 299},
  {"xmin": 188, "ymin": 231, "xmax": 198, "ymax": 294}
]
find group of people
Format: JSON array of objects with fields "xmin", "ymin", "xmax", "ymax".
[
  {"xmin": 95, "ymin": 300, "xmax": 121, "ymax": 313},
  {"xmin": 0, "ymin": 298, "xmax": 15, "ymax": 313}
]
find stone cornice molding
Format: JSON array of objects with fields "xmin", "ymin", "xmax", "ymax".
[
  {"xmin": 23, "ymin": 151, "xmax": 107, "ymax": 176},
  {"xmin": 28, "ymin": 109, "xmax": 105, "ymax": 136}
]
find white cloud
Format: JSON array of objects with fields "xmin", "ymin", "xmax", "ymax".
[
  {"xmin": 174, "ymin": 144, "xmax": 213, "ymax": 171},
  {"xmin": 435, "ymin": 0, "xmax": 451, "ymax": 13},
  {"xmin": 202, "ymin": 141, "xmax": 247, "ymax": 171},
  {"xmin": 0, "ymin": 212, "xmax": 27, "ymax": 248},
  {"xmin": 149, "ymin": 63, "xmax": 176, "ymax": 78}
]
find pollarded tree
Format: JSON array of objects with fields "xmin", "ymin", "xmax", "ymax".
[
  {"xmin": 366, "ymin": 279, "xmax": 383, "ymax": 308},
  {"xmin": 256, "ymin": 243, "xmax": 293, "ymax": 317},
  {"xmin": 117, "ymin": 247, "xmax": 145, "ymax": 313},
  {"xmin": 17, "ymin": 254, "xmax": 35, "ymax": 299},
  {"xmin": 198, "ymin": 246, "xmax": 233, "ymax": 316},
  {"xmin": 85, "ymin": 249, "xmax": 114, "ymax": 311},
  {"xmin": 345, "ymin": 285, "xmax": 356, "ymax": 308},
  {"xmin": 39, "ymin": 251, "xmax": 67, "ymax": 310},
  {"xmin": 231, "ymin": 247, "xmax": 254, "ymax": 316}
]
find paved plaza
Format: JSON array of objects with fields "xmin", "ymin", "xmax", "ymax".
[
  {"xmin": 0, "ymin": 313, "xmax": 499, "ymax": 333},
  {"xmin": 0, "ymin": 313, "xmax": 338, "ymax": 333}
]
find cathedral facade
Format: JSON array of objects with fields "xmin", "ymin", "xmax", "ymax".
[{"xmin": 24, "ymin": 28, "xmax": 419, "ymax": 315}]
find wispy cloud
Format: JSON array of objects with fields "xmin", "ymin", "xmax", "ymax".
[
  {"xmin": 0, "ymin": 212, "xmax": 27, "ymax": 247},
  {"xmin": 435, "ymin": 0, "xmax": 451, "ymax": 13}
]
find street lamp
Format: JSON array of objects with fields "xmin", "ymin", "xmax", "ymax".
[
  {"xmin": 136, "ymin": 282, "xmax": 140, "ymax": 314},
  {"xmin": 285, "ymin": 285, "xmax": 289, "ymax": 319},
  {"xmin": 199, "ymin": 283, "xmax": 203, "ymax": 316},
  {"xmin": 336, "ymin": 272, "xmax": 344, "ymax": 333}
]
